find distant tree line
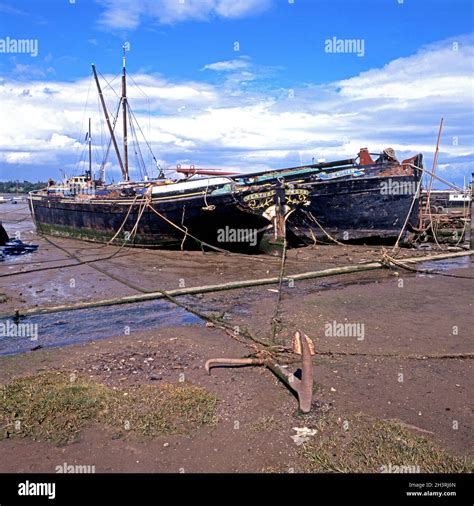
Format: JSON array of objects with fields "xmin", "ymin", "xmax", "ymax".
[{"xmin": 0, "ymin": 180, "xmax": 47, "ymax": 193}]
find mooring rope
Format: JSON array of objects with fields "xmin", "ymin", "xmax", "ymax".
[
  {"xmin": 202, "ymin": 178, "xmax": 216, "ymax": 211},
  {"xmin": 453, "ymin": 200, "xmax": 470, "ymax": 247},
  {"xmin": 145, "ymin": 201, "xmax": 232, "ymax": 254},
  {"xmin": 425, "ymin": 200, "xmax": 443, "ymax": 250},
  {"xmin": 391, "ymin": 165, "xmax": 425, "ymax": 254},
  {"xmin": 41, "ymin": 235, "xmax": 147, "ymax": 292},
  {"xmin": 179, "ymin": 205, "xmax": 189, "ymax": 251},
  {"xmin": 303, "ymin": 209, "xmax": 345, "ymax": 246},
  {"xmin": 381, "ymin": 251, "xmax": 474, "ymax": 280},
  {"xmin": 0, "ymin": 240, "xmax": 133, "ymax": 279},
  {"xmin": 106, "ymin": 194, "xmax": 141, "ymax": 245},
  {"xmin": 270, "ymin": 238, "xmax": 288, "ymax": 342}
]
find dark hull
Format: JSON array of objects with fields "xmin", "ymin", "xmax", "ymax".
[
  {"xmin": 29, "ymin": 155, "xmax": 423, "ymax": 251},
  {"xmin": 288, "ymin": 174, "xmax": 421, "ymax": 243},
  {"xmin": 29, "ymin": 192, "xmax": 269, "ymax": 253}
]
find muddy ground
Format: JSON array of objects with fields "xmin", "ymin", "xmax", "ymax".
[{"xmin": 0, "ymin": 202, "xmax": 472, "ymax": 473}]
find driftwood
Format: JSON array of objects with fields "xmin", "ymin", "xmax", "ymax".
[{"xmin": 4, "ymin": 250, "xmax": 473, "ymax": 318}]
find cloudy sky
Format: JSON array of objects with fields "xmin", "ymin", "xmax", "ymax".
[{"xmin": 0, "ymin": 0, "xmax": 473, "ymax": 187}]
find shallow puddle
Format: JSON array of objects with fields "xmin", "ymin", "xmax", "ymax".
[
  {"xmin": 0, "ymin": 299, "xmax": 203, "ymax": 356},
  {"xmin": 416, "ymin": 255, "xmax": 471, "ymax": 276}
]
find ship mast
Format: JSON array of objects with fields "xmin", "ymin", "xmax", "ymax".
[
  {"xmin": 122, "ymin": 44, "xmax": 129, "ymax": 181},
  {"xmin": 87, "ymin": 117, "xmax": 92, "ymax": 181},
  {"xmin": 92, "ymin": 63, "xmax": 126, "ymax": 179}
]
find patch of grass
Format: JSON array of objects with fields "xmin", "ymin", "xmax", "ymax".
[
  {"xmin": 0, "ymin": 372, "xmax": 108, "ymax": 445},
  {"xmin": 251, "ymin": 416, "xmax": 279, "ymax": 433},
  {"xmin": 301, "ymin": 413, "xmax": 473, "ymax": 473},
  {"xmin": 0, "ymin": 371, "xmax": 218, "ymax": 445},
  {"xmin": 107, "ymin": 382, "xmax": 219, "ymax": 437}
]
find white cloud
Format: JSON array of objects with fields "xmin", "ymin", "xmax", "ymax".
[
  {"xmin": 214, "ymin": 0, "xmax": 271, "ymax": 19},
  {"xmin": 11, "ymin": 63, "xmax": 55, "ymax": 78},
  {"xmin": 202, "ymin": 57, "xmax": 250, "ymax": 72},
  {"xmin": 2, "ymin": 151, "xmax": 33, "ymax": 163},
  {"xmin": 0, "ymin": 36, "xmax": 472, "ymax": 186},
  {"xmin": 96, "ymin": 0, "xmax": 272, "ymax": 30},
  {"xmin": 336, "ymin": 41, "xmax": 473, "ymax": 101}
]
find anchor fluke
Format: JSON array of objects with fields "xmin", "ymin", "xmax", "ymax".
[{"xmin": 204, "ymin": 330, "xmax": 315, "ymax": 413}]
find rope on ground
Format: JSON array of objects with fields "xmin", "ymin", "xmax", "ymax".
[
  {"xmin": 148, "ymin": 286, "xmax": 275, "ymax": 351},
  {"xmin": 1, "ymin": 216, "xmax": 31, "ymax": 224},
  {"xmin": 0, "ymin": 250, "xmax": 137, "ymax": 267},
  {"xmin": 381, "ymin": 251, "xmax": 474, "ymax": 280},
  {"xmin": 1, "ymin": 205, "xmax": 30, "ymax": 212},
  {"xmin": 316, "ymin": 350, "xmax": 473, "ymax": 360},
  {"xmin": 41, "ymin": 235, "xmax": 147, "ymax": 293},
  {"xmin": 0, "ymin": 245, "xmax": 133, "ymax": 279},
  {"xmin": 1, "ymin": 198, "xmax": 147, "ymax": 279},
  {"xmin": 270, "ymin": 238, "xmax": 287, "ymax": 342},
  {"xmin": 6, "ymin": 236, "xmax": 281, "ymax": 356},
  {"xmin": 25, "ymin": 230, "xmax": 279, "ymax": 353}
]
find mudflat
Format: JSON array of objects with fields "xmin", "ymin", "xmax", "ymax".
[{"xmin": 0, "ymin": 202, "xmax": 472, "ymax": 473}]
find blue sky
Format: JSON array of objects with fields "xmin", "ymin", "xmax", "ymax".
[{"xmin": 0, "ymin": 0, "xmax": 473, "ymax": 186}]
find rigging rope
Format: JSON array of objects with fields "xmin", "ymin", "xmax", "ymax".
[
  {"xmin": 391, "ymin": 165, "xmax": 424, "ymax": 255},
  {"xmin": 73, "ymin": 73, "xmax": 93, "ymax": 177},
  {"xmin": 127, "ymin": 106, "xmax": 159, "ymax": 174},
  {"xmin": 127, "ymin": 73, "xmax": 154, "ymax": 171}
]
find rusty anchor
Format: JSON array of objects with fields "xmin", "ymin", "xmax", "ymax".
[{"xmin": 205, "ymin": 330, "xmax": 315, "ymax": 413}]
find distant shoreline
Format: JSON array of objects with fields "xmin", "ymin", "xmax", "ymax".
[{"xmin": 0, "ymin": 181, "xmax": 47, "ymax": 194}]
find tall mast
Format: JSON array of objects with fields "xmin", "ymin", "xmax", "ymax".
[
  {"xmin": 87, "ymin": 117, "xmax": 92, "ymax": 180},
  {"xmin": 122, "ymin": 44, "xmax": 129, "ymax": 181},
  {"xmin": 92, "ymin": 64, "xmax": 126, "ymax": 179}
]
